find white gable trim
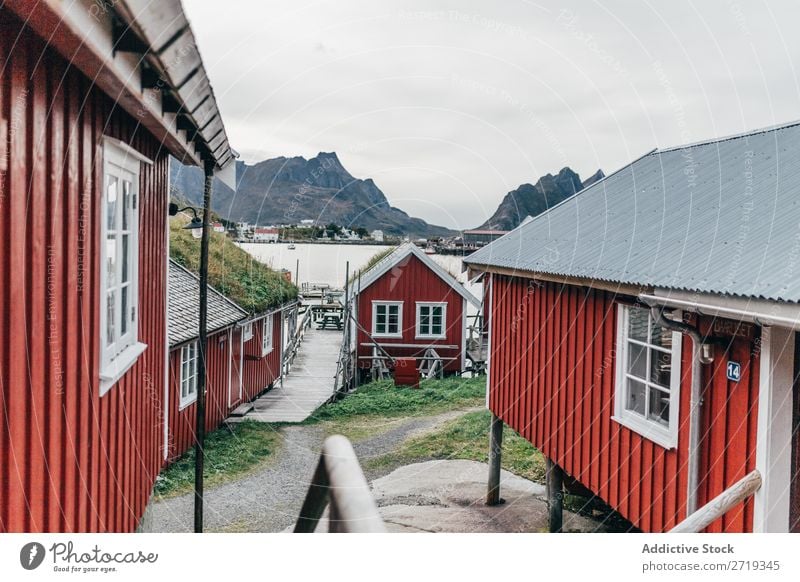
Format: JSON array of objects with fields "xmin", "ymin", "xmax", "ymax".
[{"xmin": 352, "ymin": 243, "xmax": 480, "ymax": 308}]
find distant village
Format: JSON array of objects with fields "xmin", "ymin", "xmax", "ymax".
[{"xmin": 229, "ymin": 217, "xmax": 509, "ymax": 254}]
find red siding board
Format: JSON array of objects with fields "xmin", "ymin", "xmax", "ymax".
[
  {"xmin": 356, "ymin": 255, "xmax": 466, "ymax": 374},
  {"xmin": 487, "ymin": 275, "xmax": 759, "ymax": 532},
  {"xmin": 0, "ymin": 12, "xmax": 168, "ymax": 532}
]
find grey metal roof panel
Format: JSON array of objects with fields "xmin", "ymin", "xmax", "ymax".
[
  {"xmin": 168, "ymin": 260, "xmax": 247, "ymax": 346},
  {"xmin": 466, "ymin": 122, "xmax": 800, "ymax": 302}
]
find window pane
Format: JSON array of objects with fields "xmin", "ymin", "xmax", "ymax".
[
  {"xmin": 106, "ymin": 237, "xmax": 117, "ymax": 287},
  {"xmin": 626, "ymin": 379, "xmax": 646, "ymax": 416},
  {"xmin": 648, "ymin": 387, "xmax": 670, "ymax": 426},
  {"xmin": 627, "ymin": 341, "xmax": 647, "ymax": 379},
  {"xmin": 121, "ymin": 287, "xmax": 128, "ymax": 335},
  {"xmin": 628, "ymin": 305, "xmax": 649, "ymax": 341},
  {"xmin": 106, "ymin": 291, "xmax": 116, "ymax": 346},
  {"xmin": 122, "ymin": 180, "xmax": 131, "ymax": 230},
  {"xmin": 122, "ymin": 235, "xmax": 129, "ymax": 283},
  {"xmin": 432, "ymin": 306, "xmax": 442, "ymax": 318},
  {"xmin": 432, "ymin": 322, "xmax": 442, "ymax": 335},
  {"xmin": 650, "ymin": 324, "xmax": 673, "ymax": 351},
  {"xmin": 106, "ymin": 176, "xmax": 118, "ymax": 231},
  {"xmin": 649, "ymin": 348, "xmax": 671, "ymax": 387},
  {"xmin": 389, "ymin": 305, "xmax": 398, "ymax": 316},
  {"xmin": 420, "ymin": 312, "xmax": 430, "ymax": 330}
]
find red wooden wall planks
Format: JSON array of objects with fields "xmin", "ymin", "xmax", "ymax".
[
  {"xmin": 488, "ymin": 275, "xmax": 760, "ymax": 532},
  {"xmin": 167, "ymin": 330, "xmax": 233, "ymax": 462},
  {"xmin": 0, "ymin": 11, "xmax": 168, "ymax": 532},
  {"xmin": 241, "ymin": 313, "xmax": 281, "ymax": 402},
  {"xmin": 355, "ymin": 254, "xmax": 465, "ymax": 372}
]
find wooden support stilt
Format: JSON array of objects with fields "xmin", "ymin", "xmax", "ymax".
[
  {"xmin": 486, "ymin": 413, "xmax": 504, "ymax": 505},
  {"xmin": 546, "ymin": 458, "xmax": 564, "ymax": 533}
]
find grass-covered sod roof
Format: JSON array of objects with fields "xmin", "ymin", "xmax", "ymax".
[{"xmin": 169, "ymin": 215, "xmax": 297, "ymax": 314}]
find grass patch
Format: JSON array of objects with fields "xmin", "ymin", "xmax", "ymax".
[
  {"xmin": 349, "ymin": 246, "xmax": 396, "ymax": 283},
  {"xmin": 305, "ymin": 376, "xmax": 486, "ymax": 424},
  {"xmin": 367, "ymin": 409, "xmax": 546, "ymax": 483},
  {"xmin": 154, "ymin": 420, "xmax": 282, "ymax": 498},
  {"xmin": 170, "ymin": 215, "xmax": 297, "ymax": 313}
]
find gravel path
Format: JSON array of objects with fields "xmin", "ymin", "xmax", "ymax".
[{"xmin": 150, "ymin": 408, "xmax": 478, "ymax": 532}]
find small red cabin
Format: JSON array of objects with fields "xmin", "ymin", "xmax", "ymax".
[
  {"xmin": 167, "ymin": 261, "xmax": 294, "ymax": 462},
  {"xmin": 0, "ymin": 1, "xmax": 234, "ymax": 532},
  {"xmin": 467, "ymin": 123, "xmax": 800, "ymax": 533},
  {"xmin": 350, "ymin": 243, "xmax": 479, "ymax": 378},
  {"xmin": 166, "ymin": 262, "xmax": 246, "ymax": 461}
]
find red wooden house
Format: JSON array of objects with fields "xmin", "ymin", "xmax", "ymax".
[
  {"xmin": 350, "ymin": 243, "xmax": 479, "ymax": 377},
  {"xmin": 466, "ymin": 122, "xmax": 800, "ymax": 533},
  {"xmin": 0, "ymin": 1, "xmax": 234, "ymax": 532},
  {"xmin": 167, "ymin": 259, "xmax": 296, "ymax": 461},
  {"xmin": 166, "ymin": 261, "xmax": 246, "ymax": 461}
]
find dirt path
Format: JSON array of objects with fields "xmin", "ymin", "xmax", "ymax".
[{"xmin": 150, "ymin": 408, "xmax": 477, "ymax": 532}]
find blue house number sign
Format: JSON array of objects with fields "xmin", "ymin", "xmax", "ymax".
[{"xmin": 726, "ymin": 361, "xmax": 742, "ymax": 382}]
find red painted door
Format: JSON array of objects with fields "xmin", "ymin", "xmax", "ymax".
[{"xmin": 230, "ymin": 328, "xmax": 243, "ymax": 407}]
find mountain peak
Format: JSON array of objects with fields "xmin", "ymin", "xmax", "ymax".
[
  {"xmin": 170, "ymin": 154, "xmax": 454, "ymax": 238},
  {"xmin": 478, "ymin": 165, "xmax": 603, "ymax": 231}
]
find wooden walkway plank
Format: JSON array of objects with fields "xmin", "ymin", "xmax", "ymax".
[{"xmin": 244, "ymin": 326, "xmax": 343, "ymax": 423}]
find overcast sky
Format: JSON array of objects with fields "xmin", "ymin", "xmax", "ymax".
[{"xmin": 184, "ymin": 0, "xmax": 800, "ymax": 229}]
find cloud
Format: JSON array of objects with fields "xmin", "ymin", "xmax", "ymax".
[{"xmin": 184, "ymin": 0, "xmax": 800, "ymax": 229}]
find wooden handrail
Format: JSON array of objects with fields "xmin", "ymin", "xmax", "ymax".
[
  {"xmin": 283, "ymin": 307, "xmax": 313, "ymax": 370},
  {"xmin": 294, "ymin": 435, "xmax": 386, "ymax": 533},
  {"xmin": 669, "ymin": 470, "xmax": 762, "ymax": 533}
]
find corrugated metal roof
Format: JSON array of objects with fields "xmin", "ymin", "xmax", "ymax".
[
  {"xmin": 466, "ymin": 121, "xmax": 800, "ymax": 302},
  {"xmin": 168, "ymin": 260, "xmax": 247, "ymax": 346}
]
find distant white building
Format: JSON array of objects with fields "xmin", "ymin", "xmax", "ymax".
[
  {"xmin": 253, "ymin": 227, "xmax": 279, "ymax": 243},
  {"xmin": 300, "ymin": 219, "xmax": 315, "ymax": 226},
  {"xmin": 212, "ymin": 222, "xmax": 225, "ymax": 233},
  {"xmin": 370, "ymin": 229, "xmax": 384, "ymax": 242},
  {"xmin": 340, "ymin": 228, "xmax": 360, "ymax": 241}
]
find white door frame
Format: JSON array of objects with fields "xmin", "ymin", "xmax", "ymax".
[{"xmin": 754, "ymin": 325, "xmax": 795, "ymax": 532}]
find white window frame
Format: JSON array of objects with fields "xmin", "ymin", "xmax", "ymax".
[
  {"xmin": 99, "ymin": 138, "xmax": 150, "ymax": 394},
  {"xmin": 372, "ymin": 301, "xmax": 403, "ymax": 338},
  {"xmin": 242, "ymin": 322, "xmax": 253, "ymax": 342},
  {"xmin": 179, "ymin": 341, "xmax": 199, "ymax": 409},
  {"xmin": 612, "ymin": 304, "xmax": 682, "ymax": 449},
  {"xmin": 415, "ymin": 302, "xmax": 447, "ymax": 339},
  {"xmin": 261, "ymin": 315, "xmax": 274, "ymax": 356}
]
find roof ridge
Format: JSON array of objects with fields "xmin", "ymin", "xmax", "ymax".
[
  {"xmin": 657, "ymin": 119, "xmax": 800, "ymax": 153},
  {"xmin": 483, "ymin": 147, "xmax": 658, "ymax": 245}
]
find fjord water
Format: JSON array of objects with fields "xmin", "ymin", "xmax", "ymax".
[{"xmin": 240, "ymin": 242, "xmax": 480, "ymax": 307}]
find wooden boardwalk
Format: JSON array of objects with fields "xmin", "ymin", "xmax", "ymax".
[{"xmin": 245, "ymin": 326, "xmax": 343, "ymax": 423}]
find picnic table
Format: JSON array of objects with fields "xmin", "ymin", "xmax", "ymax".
[{"xmin": 317, "ymin": 313, "xmax": 343, "ymax": 330}]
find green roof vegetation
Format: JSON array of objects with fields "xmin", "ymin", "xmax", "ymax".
[
  {"xmin": 169, "ymin": 215, "xmax": 297, "ymax": 313},
  {"xmin": 350, "ymin": 245, "xmax": 396, "ymax": 283}
]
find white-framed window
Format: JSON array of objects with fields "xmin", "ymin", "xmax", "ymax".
[
  {"xmin": 179, "ymin": 341, "xmax": 199, "ymax": 408},
  {"xmin": 416, "ymin": 302, "xmax": 447, "ymax": 339},
  {"xmin": 262, "ymin": 315, "xmax": 274, "ymax": 355},
  {"xmin": 372, "ymin": 301, "xmax": 403, "ymax": 338},
  {"xmin": 242, "ymin": 322, "xmax": 253, "ymax": 342},
  {"xmin": 613, "ymin": 304, "xmax": 682, "ymax": 449},
  {"xmin": 99, "ymin": 138, "xmax": 150, "ymax": 394}
]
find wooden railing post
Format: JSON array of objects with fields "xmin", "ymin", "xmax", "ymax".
[
  {"xmin": 294, "ymin": 435, "xmax": 386, "ymax": 533},
  {"xmin": 486, "ymin": 413, "xmax": 504, "ymax": 505},
  {"xmin": 546, "ymin": 458, "xmax": 564, "ymax": 533}
]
